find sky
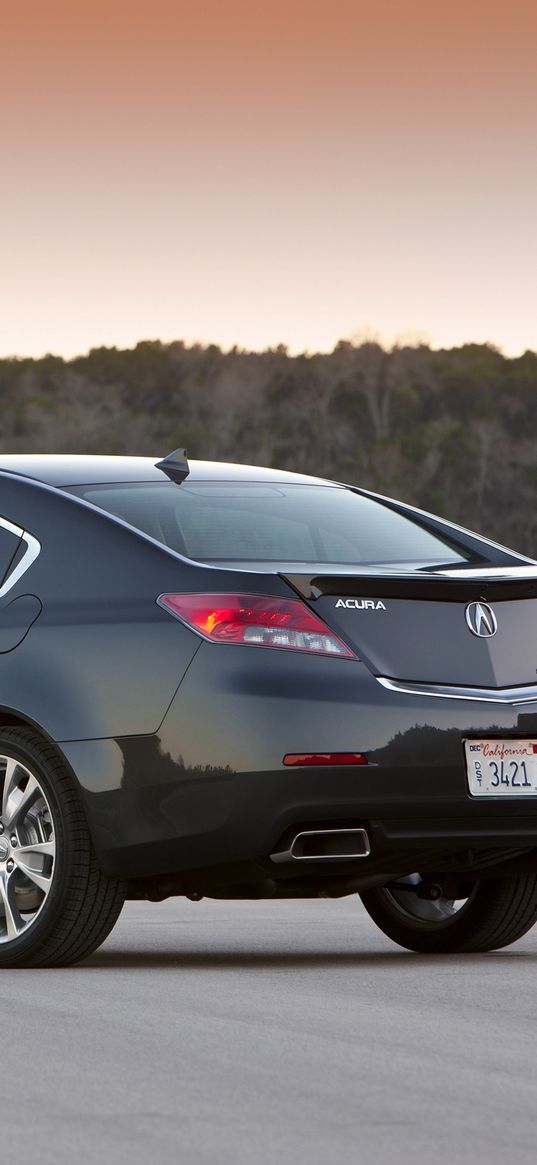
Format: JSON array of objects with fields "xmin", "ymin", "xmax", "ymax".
[{"xmin": 1, "ymin": 0, "xmax": 536, "ymax": 359}]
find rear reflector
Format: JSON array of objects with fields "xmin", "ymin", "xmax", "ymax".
[
  {"xmin": 283, "ymin": 753, "xmax": 368, "ymax": 766},
  {"xmin": 158, "ymin": 593, "xmax": 355, "ymax": 657}
]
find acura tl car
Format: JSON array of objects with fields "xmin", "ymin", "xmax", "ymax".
[{"xmin": 1, "ymin": 449, "xmax": 537, "ymax": 966}]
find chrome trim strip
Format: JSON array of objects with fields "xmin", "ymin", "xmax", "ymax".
[
  {"xmin": 377, "ymin": 675, "xmax": 537, "ymax": 706},
  {"xmin": 0, "ymin": 518, "xmax": 41, "ymax": 598},
  {"xmin": 438, "ymin": 566, "xmax": 537, "ymax": 579}
]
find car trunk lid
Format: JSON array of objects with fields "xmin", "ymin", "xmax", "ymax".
[{"xmin": 282, "ymin": 567, "xmax": 537, "ymax": 688}]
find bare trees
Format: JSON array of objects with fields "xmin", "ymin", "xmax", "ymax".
[{"xmin": 0, "ymin": 339, "xmax": 536, "ymax": 555}]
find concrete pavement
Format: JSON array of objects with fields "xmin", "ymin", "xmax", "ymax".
[{"xmin": 2, "ymin": 896, "xmax": 537, "ymax": 1164}]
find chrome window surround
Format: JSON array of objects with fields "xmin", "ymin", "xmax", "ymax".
[
  {"xmin": 0, "ymin": 517, "xmax": 40, "ymax": 598},
  {"xmin": 377, "ymin": 676, "xmax": 537, "ymax": 706}
]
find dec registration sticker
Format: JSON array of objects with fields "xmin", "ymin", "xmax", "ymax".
[{"xmin": 465, "ymin": 739, "xmax": 537, "ymax": 796}]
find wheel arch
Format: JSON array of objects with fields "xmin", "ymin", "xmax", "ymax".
[
  {"xmin": 0, "ymin": 710, "xmax": 84, "ymax": 799},
  {"xmin": 0, "ymin": 706, "xmax": 57, "ymax": 743}
]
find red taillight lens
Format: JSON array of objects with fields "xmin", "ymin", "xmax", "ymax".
[
  {"xmin": 283, "ymin": 753, "xmax": 368, "ymax": 766},
  {"xmin": 158, "ymin": 593, "xmax": 355, "ymax": 657}
]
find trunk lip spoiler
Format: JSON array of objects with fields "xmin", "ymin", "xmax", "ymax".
[{"xmin": 283, "ymin": 568, "xmax": 537, "ymax": 603}]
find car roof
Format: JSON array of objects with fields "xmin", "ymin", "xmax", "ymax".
[{"xmin": 0, "ymin": 454, "xmax": 333, "ymax": 488}]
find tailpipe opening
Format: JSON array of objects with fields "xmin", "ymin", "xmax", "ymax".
[{"xmin": 271, "ymin": 827, "xmax": 371, "ymax": 864}]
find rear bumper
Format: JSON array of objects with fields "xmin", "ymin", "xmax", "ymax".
[
  {"xmin": 58, "ymin": 643, "xmax": 537, "ymax": 881},
  {"xmin": 60, "ymin": 739, "xmax": 537, "ymax": 879}
]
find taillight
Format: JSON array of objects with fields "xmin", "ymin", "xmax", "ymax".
[{"xmin": 158, "ymin": 593, "xmax": 355, "ymax": 657}]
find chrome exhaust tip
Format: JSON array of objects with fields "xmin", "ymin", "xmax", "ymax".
[{"xmin": 270, "ymin": 827, "xmax": 371, "ymax": 864}]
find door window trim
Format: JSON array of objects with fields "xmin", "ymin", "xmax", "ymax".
[{"xmin": 0, "ymin": 517, "xmax": 41, "ymax": 598}]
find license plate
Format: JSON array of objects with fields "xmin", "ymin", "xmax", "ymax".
[{"xmin": 465, "ymin": 739, "xmax": 537, "ymax": 796}]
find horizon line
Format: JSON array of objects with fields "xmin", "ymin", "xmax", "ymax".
[{"xmin": 1, "ymin": 335, "xmax": 536, "ymax": 363}]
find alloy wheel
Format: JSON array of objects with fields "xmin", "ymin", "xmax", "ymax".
[{"xmin": 0, "ymin": 754, "xmax": 56, "ymax": 943}]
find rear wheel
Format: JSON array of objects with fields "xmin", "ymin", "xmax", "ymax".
[
  {"xmin": 360, "ymin": 872, "xmax": 537, "ymax": 953},
  {"xmin": 0, "ymin": 729, "xmax": 124, "ymax": 967}
]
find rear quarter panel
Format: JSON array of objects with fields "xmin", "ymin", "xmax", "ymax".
[{"xmin": 0, "ymin": 473, "xmax": 219, "ymax": 738}]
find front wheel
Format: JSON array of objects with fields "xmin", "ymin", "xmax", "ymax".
[
  {"xmin": 0, "ymin": 729, "xmax": 124, "ymax": 967},
  {"xmin": 360, "ymin": 872, "xmax": 537, "ymax": 953}
]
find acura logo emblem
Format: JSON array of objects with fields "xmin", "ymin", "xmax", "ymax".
[{"xmin": 465, "ymin": 601, "xmax": 498, "ymax": 638}]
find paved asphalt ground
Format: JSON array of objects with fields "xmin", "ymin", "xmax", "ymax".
[{"xmin": 2, "ymin": 897, "xmax": 537, "ymax": 1165}]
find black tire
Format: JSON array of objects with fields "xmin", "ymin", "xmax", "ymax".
[
  {"xmin": 360, "ymin": 873, "xmax": 537, "ymax": 954},
  {"xmin": 0, "ymin": 728, "xmax": 124, "ymax": 968}
]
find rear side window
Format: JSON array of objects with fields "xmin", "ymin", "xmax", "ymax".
[{"xmin": 67, "ymin": 481, "xmax": 471, "ymax": 567}]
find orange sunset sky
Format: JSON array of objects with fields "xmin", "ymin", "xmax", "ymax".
[{"xmin": 1, "ymin": 0, "xmax": 536, "ymax": 358}]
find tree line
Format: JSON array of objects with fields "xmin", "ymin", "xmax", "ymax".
[{"xmin": 0, "ymin": 338, "xmax": 536, "ymax": 554}]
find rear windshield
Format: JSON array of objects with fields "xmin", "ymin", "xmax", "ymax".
[{"xmin": 68, "ymin": 481, "xmax": 471, "ymax": 567}]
